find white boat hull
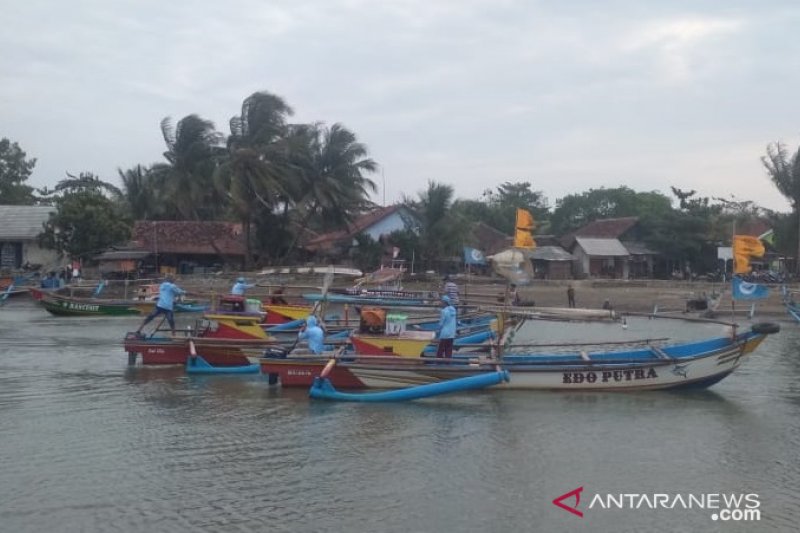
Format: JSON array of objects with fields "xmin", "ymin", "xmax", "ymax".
[{"xmin": 345, "ymin": 335, "xmax": 766, "ymax": 391}]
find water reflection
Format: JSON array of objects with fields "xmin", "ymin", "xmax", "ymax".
[{"xmin": 1, "ymin": 300, "xmax": 799, "ymax": 532}]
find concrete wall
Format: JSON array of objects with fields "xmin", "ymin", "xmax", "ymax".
[{"xmin": 22, "ymin": 241, "xmax": 59, "ymax": 268}]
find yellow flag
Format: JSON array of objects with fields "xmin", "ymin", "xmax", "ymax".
[
  {"xmin": 515, "ymin": 208, "xmax": 535, "ymax": 231},
  {"xmin": 514, "ymin": 229, "xmax": 536, "ymax": 249},
  {"xmin": 733, "ymin": 253, "xmax": 752, "ymax": 274},
  {"xmin": 733, "ymin": 235, "xmax": 765, "ymax": 257},
  {"xmin": 733, "ymin": 235, "xmax": 765, "ymax": 274}
]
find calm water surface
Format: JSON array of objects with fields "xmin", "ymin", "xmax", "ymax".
[{"xmin": 1, "ymin": 299, "xmax": 799, "ymax": 532}]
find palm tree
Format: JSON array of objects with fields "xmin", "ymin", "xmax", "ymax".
[
  {"xmin": 52, "ymin": 171, "xmax": 122, "ymax": 197},
  {"xmin": 404, "ymin": 181, "xmax": 465, "ymax": 271},
  {"xmin": 216, "ymin": 91, "xmax": 294, "ymax": 267},
  {"xmin": 280, "ymin": 122, "xmax": 378, "ymax": 260},
  {"xmin": 118, "ymin": 165, "xmax": 164, "ymax": 220},
  {"xmin": 152, "ymin": 114, "xmax": 224, "ymax": 220},
  {"xmin": 762, "ymin": 142, "xmax": 800, "ymax": 275}
]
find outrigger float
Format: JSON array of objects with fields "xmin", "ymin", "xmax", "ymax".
[
  {"xmin": 309, "ymin": 359, "xmax": 509, "ymax": 402},
  {"xmin": 185, "ymin": 341, "xmax": 260, "ymax": 374}
]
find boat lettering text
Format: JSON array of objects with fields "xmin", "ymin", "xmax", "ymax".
[
  {"xmin": 287, "ymin": 370, "xmax": 312, "ymax": 377},
  {"xmin": 62, "ymin": 301, "xmax": 100, "ymax": 312},
  {"xmin": 562, "ymin": 368, "xmax": 658, "ymax": 384}
]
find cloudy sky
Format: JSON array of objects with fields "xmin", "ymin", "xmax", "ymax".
[{"xmin": 2, "ymin": 0, "xmax": 799, "ymax": 212}]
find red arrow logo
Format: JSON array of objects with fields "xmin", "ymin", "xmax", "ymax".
[{"xmin": 552, "ymin": 486, "xmax": 584, "ymax": 517}]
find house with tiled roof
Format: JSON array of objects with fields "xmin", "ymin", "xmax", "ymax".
[
  {"xmin": 0, "ymin": 205, "xmax": 58, "ymax": 270},
  {"xmin": 128, "ymin": 220, "xmax": 246, "ymax": 274},
  {"xmin": 303, "ymin": 205, "xmax": 419, "ymax": 257},
  {"xmin": 563, "ymin": 217, "xmax": 657, "ymax": 279}
]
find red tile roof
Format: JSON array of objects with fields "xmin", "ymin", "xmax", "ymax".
[
  {"xmin": 561, "ymin": 217, "xmax": 639, "ymax": 249},
  {"xmin": 574, "ymin": 217, "xmax": 638, "ymax": 238},
  {"xmin": 736, "ymin": 219, "xmax": 771, "ymax": 238},
  {"xmin": 468, "ymin": 222, "xmax": 512, "ymax": 256},
  {"xmin": 132, "ymin": 221, "xmax": 245, "ymax": 256}
]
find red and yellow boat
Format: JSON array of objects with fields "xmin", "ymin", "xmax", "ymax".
[
  {"xmin": 350, "ymin": 331, "xmax": 436, "ymax": 356},
  {"xmin": 263, "ymin": 303, "xmax": 313, "ymax": 324},
  {"xmin": 124, "ymin": 308, "xmax": 278, "ymax": 366}
]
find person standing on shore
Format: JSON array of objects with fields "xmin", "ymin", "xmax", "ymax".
[
  {"xmin": 436, "ymin": 295, "xmax": 457, "ymax": 358},
  {"xmin": 136, "ymin": 274, "xmax": 185, "ymax": 336},
  {"xmin": 567, "ymin": 284, "xmax": 576, "ymax": 308}
]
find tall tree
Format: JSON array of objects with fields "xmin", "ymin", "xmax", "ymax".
[
  {"xmin": 0, "ymin": 138, "xmax": 37, "ymax": 205},
  {"xmin": 216, "ymin": 91, "xmax": 294, "ymax": 267},
  {"xmin": 550, "ymin": 187, "xmax": 672, "ymax": 235},
  {"xmin": 403, "ymin": 181, "xmax": 465, "ymax": 271},
  {"xmin": 38, "ymin": 173, "xmax": 131, "ymax": 260},
  {"xmin": 280, "ymin": 122, "xmax": 378, "ymax": 260},
  {"xmin": 152, "ymin": 114, "xmax": 224, "ymax": 220},
  {"xmin": 454, "ymin": 181, "xmax": 549, "ymax": 234},
  {"xmin": 119, "ymin": 165, "xmax": 165, "ymax": 220},
  {"xmin": 762, "ymin": 142, "xmax": 800, "ymax": 275}
]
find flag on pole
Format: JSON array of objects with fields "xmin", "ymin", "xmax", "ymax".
[
  {"xmin": 758, "ymin": 229, "xmax": 775, "ymax": 246},
  {"xmin": 463, "ymin": 246, "xmax": 487, "ymax": 265},
  {"xmin": 732, "ymin": 276, "xmax": 770, "ymax": 300},
  {"xmin": 513, "ymin": 208, "xmax": 536, "ymax": 249},
  {"xmin": 515, "ymin": 208, "xmax": 535, "ymax": 231},
  {"xmin": 733, "ymin": 234, "xmax": 765, "ymax": 274}
]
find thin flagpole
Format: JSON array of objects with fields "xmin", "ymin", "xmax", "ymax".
[{"xmin": 731, "ymin": 220, "xmax": 736, "ymax": 333}]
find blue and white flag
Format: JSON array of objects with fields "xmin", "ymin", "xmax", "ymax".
[
  {"xmin": 463, "ymin": 246, "xmax": 487, "ymax": 265},
  {"xmin": 732, "ymin": 276, "xmax": 770, "ymax": 300}
]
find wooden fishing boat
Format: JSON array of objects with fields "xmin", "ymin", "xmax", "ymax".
[
  {"xmin": 302, "ymin": 291, "xmax": 432, "ymax": 307},
  {"xmin": 124, "ymin": 311, "xmax": 278, "ymax": 366},
  {"xmin": 40, "ymin": 292, "xmax": 155, "ymax": 316},
  {"xmin": 781, "ymin": 286, "xmax": 800, "ymax": 323},
  {"xmin": 260, "ymin": 322, "xmax": 780, "ymax": 390}
]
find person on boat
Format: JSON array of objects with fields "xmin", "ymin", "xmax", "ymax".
[
  {"xmin": 298, "ymin": 315, "xmax": 325, "ymax": 354},
  {"xmin": 442, "ymin": 275, "xmax": 460, "ymax": 305},
  {"xmin": 509, "ymin": 284, "xmax": 521, "ymax": 306},
  {"xmin": 231, "ymin": 277, "xmax": 255, "ymax": 296},
  {"xmin": 269, "ymin": 286, "xmax": 288, "ymax": 305},
  {"xmin": 135, "ymin": 274, "xmax": 185, "ymax": 336},
  {"xmin": 436, "ymin": 295, "xmax": 457, "ymax": 358}
]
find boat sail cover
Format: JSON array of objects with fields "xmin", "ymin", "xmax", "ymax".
[
  {"xmin": 490, "ymin": 209, "xmax": 536, "ymax": 285},
  {"xmin": 488, "ymin": 248, "xmax": 535, "ymax": 285}
]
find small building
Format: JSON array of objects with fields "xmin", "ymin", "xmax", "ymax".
[
  {"xmin": 131, "ymin": 221, "xmax": 246, "ymax": 274},
  {"xmin": 571, "ymin": 237, "xmax": 631, "ymax": 279},
  {"xmin": 94, "ymin": 249, "xmax": 153, "ymax": 276},
  {"xmin": 622, "ymin": 240, "xmax": 658, "ymax": 279},
  {"xmin": 562, "ymin": 217, "xmax": 658, "ymax": 280},
  {"xmin": 531, "ymin": 245, "xmax": 575, "ymax": 280},
  {"xmin": 304, "ymin": 205, "xmax": 419, "ymax": 258},
  {"xmin": 0, "ymin": 205, "xmax": 58, "ymax": 270}
]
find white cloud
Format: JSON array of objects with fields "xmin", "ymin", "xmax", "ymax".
[{"xmin": 1, "ymin": 1, "xmax": 798, "ymax": 213}]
